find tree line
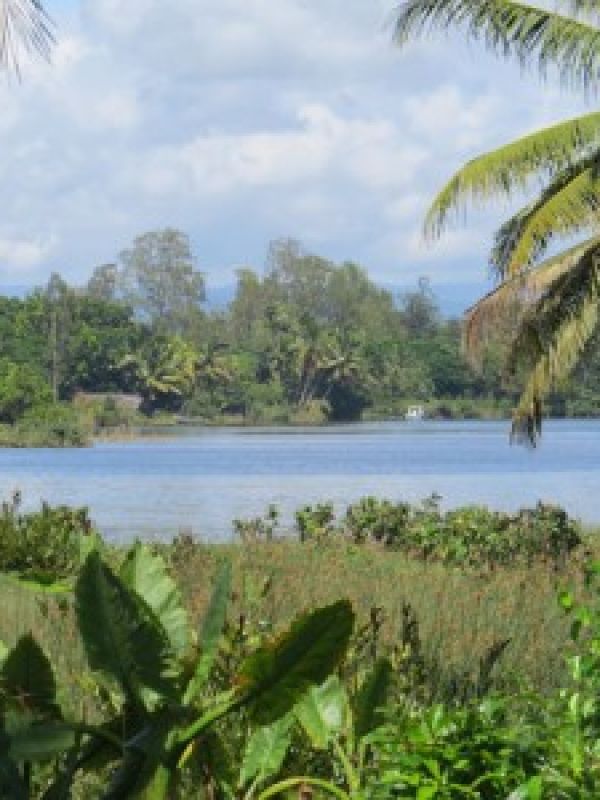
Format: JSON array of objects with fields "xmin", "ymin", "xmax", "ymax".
[{"xmin": 1, "ymin": 228, "xmax": 600, "ymax": 431}]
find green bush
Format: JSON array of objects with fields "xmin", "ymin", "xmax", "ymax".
[
  {"xmin": 0, "ymin": 495, "xmax": 97, "ymax": 580},
  {"xmin": 14, "ymin": 404, "xmax": 88, "ymax": 447},
  {"xmin": 295, "ymin": 503, "xmax": 336, "ymax": 542},
  {"xmin": 341, "ymin": 496, "xmax": 581, "ymax": 567},
  {"xmin": 345, "ymin": 497, "xmax": 411, "ymax": 545},
  {"xmin": 0, "ymin": 359, "xmax": 52, "ymax": 424}
]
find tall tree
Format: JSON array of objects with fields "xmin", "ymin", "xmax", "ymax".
[
  {"xmin": 394, "ymin": 0, "xmax": 600, "ymax": 441},
  {"xmin": 119, "ymin": 228, "xmax": 206, "ymax": 336},
  {"xmin": 86, "ymin": 263, "xmax": 119, "ymax": 302}
]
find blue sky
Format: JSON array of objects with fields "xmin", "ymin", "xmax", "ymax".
[{"xmin": 0, "ymin": 0, "xmax": 591, "ymax": 302}]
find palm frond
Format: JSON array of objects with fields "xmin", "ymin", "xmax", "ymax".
[
  {"xmin": 420, "ymin": 112, "xmax": 600, "ymax": 236},
  {"xmin": 491, "ymin": 152, "xmax": 600, "ymax": 276},
  {"xmin": 464, "ymin": 235, "xmax": 600, "ymax": 365},
  {"xmin": 394, "ymin": 0, "xmax": 600, "ymax": 89},
  {"xmin": 0, "ymin": 0, "xmax": 53, "ymax": 75},
  {"xmin": 507, "ymin": 239, "xmax": 600, "ymax": 443}
]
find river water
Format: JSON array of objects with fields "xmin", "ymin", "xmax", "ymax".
[{"xmin": 0, "ymin": 419, "xmax": 598, "ymax": 541}]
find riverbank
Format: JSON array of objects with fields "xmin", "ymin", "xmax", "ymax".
[{"xmin": 1, "ymin": 497, "xmax": 597, "ymax": 696}]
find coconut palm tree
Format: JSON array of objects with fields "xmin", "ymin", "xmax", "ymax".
[
  {"xmin": 0, "ymin": 0, "xmax": 53, "ymax": 75},
  {"xmin": 394, "ymin": 0, "xmax": 600, "ymax": 441}
]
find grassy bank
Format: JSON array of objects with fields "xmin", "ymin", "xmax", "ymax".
[
  {"xmin": 2, "ymin": 523, "xmax": 597, "ymax": 699},
  {"xmin": 2, "ymin": 498, "xmax": 600, "ymax": 798}
]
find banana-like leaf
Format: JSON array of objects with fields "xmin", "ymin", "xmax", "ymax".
[
  {"xmin": 75, "ymin": 552, "xmax": 179, "ymax": 709},
  {"xmin": 238, "ymin": 716, "xmax": 293, "ymax": 789},
  {"xmin": 184, "ymin": 560, "xmax": 231, "ymax": 705},
  {"xmin": 237, "ymin": 600, "xmax": 354, "ymax": 725},
  {"xmin": 1, "ymin": 634, "xmax": 59, "ymax": 715},
  {"xmin": 102, "ymin": 715, "xmax": 176, "ymax": 800},
  {"xmin": 294, "ymin": 676, "xmax": 347, "ymax": 750},
  {"xmin": 352, "ymin": 659, "xmax": 393, "ymax": 740},
  {"xmin": 0, "ymin": 755, "xmax": 27, "ymax": 800},
  {"xmin": 120, "ymin": 543, "xmax": 189, "ymax": 657},
  {"xmin": 7, "ymin": 720, "xmax": 75, "ymax": 762}
]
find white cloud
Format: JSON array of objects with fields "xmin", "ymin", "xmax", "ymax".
[
  {"xmin": 0, "ymin": 0, "xmax": 591, "ymax": 289},
  {"xmin": 0, "ymin": 235, "xmax": 57, "ymax": 272}
]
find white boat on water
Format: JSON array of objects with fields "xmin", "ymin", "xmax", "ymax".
[{"xmin": 405, "ymin": 404, "xmax": 425, "ymax": 421}]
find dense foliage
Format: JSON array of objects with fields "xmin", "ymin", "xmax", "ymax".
[
  {"xmin": 3, "ymin": 232, "xmax": 600, "ymax": 444},
  {"xmin": 239, "ymin": 496, "xmax": 583, "ymax": 568},
  {"xmin": 0, "ymin": 500, "xmax": 600, "ymax": 798},
  {"xmin": 393, "ymin": 0, "xmax": 600, "ymax": 442}
]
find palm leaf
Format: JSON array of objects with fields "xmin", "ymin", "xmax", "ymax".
[
  {"xmin": 508, "ymin": 239, "xmax": 600, "ymax": 442},
  {"xmin": 0, "ymin": 0, "xmax": 54, "ymax": 75},
  {"xmin": 491, "ymin": 158, "xmax": 600, "ymax": 276},
  {"xmin": 464, "ymin": 235, "xmax": 600, "ymax": 364},
  {"xmin": 419, "ymin": 112, "xmax": 600, "ymax": 237},
  {"xmin": 394, "ymin": 0, "xmax": 600, "ymax": 89}
]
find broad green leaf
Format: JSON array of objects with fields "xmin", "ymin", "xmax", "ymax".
[
  {"xmin": 1, "ymin": 634, "xmax": 59, "ymax": 715},
  {"xmin": 120, "ymin": 543, "xmax": 189, "ymax": 656},
  {"xmin": 295, "ymin": 676, "xmax": 347, "ymax": 750},
  {"xmin": 237, "ymin": 599, "xmax": 354, "ymax": 725},
  {"xmin": 0, "ymin": 639, "xmax": 8, "ymax": 664},
  {"xmin": 104, "ymin": 716, "xmax": 175, "ymax": 800},
  {"xmin": 352, "ymin": 659, "xmax": 392, "ymax": 740},
  {"xmin": 8, "ymin": 721, "xmax": 76, "ymax": 762},
  {"xmin": 184, "ymin": 560, "xmax": 231, "ymax": 704},
  {"xmin": 0, "ymin": 755, "xmax": 27, "ymax": 800},
  {"xmin": 238, "ymin": 716, "xmax": 293, "ymax": 789},
  {"xmin": 75, "ymin": 552, "xmax": 178, "ymax": 707}
]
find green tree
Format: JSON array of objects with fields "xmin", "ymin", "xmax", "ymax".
[
  {"xmin": 119, "ymin": 228, "xmax": 206, "ymax": 335},
  {"xmin": 0, "ymin": 359, "xmax": 52, "ymax": 424},
  {"xmin": 86, "ymin": 262, "xmax": 119, "ymax": 302},
  {"xmin": 394, "ymin": 0, "xmax": 600, "ymax": 440},
  {"xmin": 120, "ymin": 335, "xmax": 199, "ymax": 412}
]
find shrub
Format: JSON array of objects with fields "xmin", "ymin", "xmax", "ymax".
[
  {"xmin": 295, "ymin": 503, "xmax": 336, "ymax": 542},
  {"xmin": 344, "ymin": 497, "xmax": 411, "ymax": 546},
  {"xmin": 342, "ymin": 497, "xmax": 581, "ymax": 567},
  {"xmin": 0, "ymin": 494, "xmax": 97, "ymax": 580}
]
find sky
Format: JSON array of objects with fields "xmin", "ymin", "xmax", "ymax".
[{"xmin": 0, "ymin": 0, "xmax": 592, "ymax": 302}]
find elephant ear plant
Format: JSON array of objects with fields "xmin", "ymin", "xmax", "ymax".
[
  {"xmin": 233, "ymin": 657, "xmax": 393, "ymax": 800},
  {"xmin": 1, "ymin": 542, "xmax": 355, "ymax": 799}
]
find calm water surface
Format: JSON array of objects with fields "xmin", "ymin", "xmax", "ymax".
[{"xmin": 0, "ymin": 419, "xmax": 598, "ymax": 541}]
